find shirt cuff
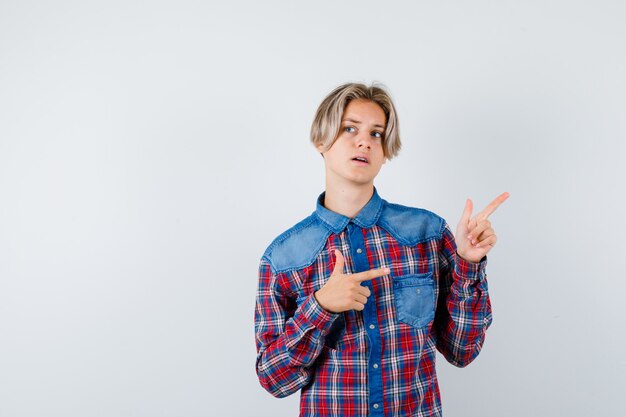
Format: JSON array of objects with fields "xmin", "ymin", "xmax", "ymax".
[
  {"xmin": 297, "ymin": 293, "xmax": 340, "ymax": 335},
  {"xmin": 454, "ymin": 252, "xmax": 487, "ymax": 282}
]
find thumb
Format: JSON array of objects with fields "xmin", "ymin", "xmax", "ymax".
[
  {"xmin": 461, "ymin": 198, "xmax": 473, "ymax": 226},
  {"xmin": 333, "ymin": 249, "xmax": 345, "ymax": 275}
]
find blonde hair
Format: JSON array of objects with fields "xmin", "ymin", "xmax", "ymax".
[{"xmin": 310, "ymin": 82, "xmax": 401, "ymax": 159}]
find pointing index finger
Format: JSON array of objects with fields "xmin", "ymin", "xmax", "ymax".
[
  {"xmin": 477, "ymin": 192, "xmax": 510, "ymax": 220},
  {"xmin": 354, "ymin": 266, "xmax": 390, "ymax": 282}
]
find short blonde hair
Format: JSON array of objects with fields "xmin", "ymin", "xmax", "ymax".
[{"xmin": 310, "ymin": 82, "xmax": 401, "ymax": 159}]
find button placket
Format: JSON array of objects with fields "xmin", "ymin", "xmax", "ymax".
[{"xmin": 347, "ymin": 221, "xmax": 384, "ymax": 415}]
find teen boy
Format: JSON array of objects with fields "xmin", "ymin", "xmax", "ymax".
[{"xmin": 254, "ymin": 82, "xmax": 508, "ymax": 416}]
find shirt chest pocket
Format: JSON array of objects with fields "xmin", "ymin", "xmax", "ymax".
[{"xmin": 392, "ymin": 273, "xmax": 435, "ymax": 329}]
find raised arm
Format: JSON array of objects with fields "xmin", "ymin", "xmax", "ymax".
[{"xmin": 434, "ymin": 192, "xmax": 508, "ymax": 367}]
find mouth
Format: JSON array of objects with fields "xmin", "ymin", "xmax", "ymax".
[{"xmin": 351, "ymin": 156, "xmax": 369, "ymax": 164}]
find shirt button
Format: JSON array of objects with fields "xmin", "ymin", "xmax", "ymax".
[
  {"xmin": 356, "ymin": 248, "xmax": 363, "ymax": 254},
  {"xmin": 369, "ymin": 324, "xmax": 375, "ymax": 329},
  {"xmin": 373, "ymin": 403, "xmax": 379, "ymax": 409},
  {"xmin": 373, "ymin": 363, "xmax": 379, "ymax": 369},
  {"xmin": 416, "ymin": 288, "xmax": 421, "ymax": 294}
]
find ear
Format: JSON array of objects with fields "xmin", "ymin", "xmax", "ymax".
[{"xmin": 316, "ymin": 143, "xmax": 326, "ymax": 156}]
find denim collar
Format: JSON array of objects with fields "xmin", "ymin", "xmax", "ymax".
[{"xmin": 315, "ymin": 186, "xmax": 384, "ymax": 233}]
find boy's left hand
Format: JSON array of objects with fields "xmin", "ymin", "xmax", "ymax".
[{"xmin": 455, "ymin": 192, "xmax": 509, "ymax": 263}]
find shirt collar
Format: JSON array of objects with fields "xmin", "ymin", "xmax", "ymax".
[{"xmin": 315, "ymin": 186, "xmax": 384, "ymax": 233}]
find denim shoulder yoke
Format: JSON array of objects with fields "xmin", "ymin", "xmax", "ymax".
[{"xmin": 262, "ymin": 200, "xmax": 445, "ymax": 275}]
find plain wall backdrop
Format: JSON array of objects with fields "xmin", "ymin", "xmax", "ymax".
[{"xmin": 1, "ymin": 1, "xmax": 624, "ymax": 416}]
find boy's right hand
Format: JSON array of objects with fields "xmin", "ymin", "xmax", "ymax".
[{"xmin": 314, "ymin": 249, "xmax": 390, "ymax": 314}]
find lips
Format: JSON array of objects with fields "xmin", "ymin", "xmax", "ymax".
[{"xmin": 351, "ymin": 154, "xmax": 369, "ymax": 164}]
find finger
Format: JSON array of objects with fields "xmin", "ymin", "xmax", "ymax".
[
  {"xmin": 354, "ymin": 266, "xmax": 390, "ymax": 282},
  {"xmin": 476, "ymin": 234, "xmax": 497, "ymax": 248},
  {"xmin": 333, "ymin": 249, "xmax": 345, "ymax": 274},
  {"xmin": 461, "ymin": 198, "xmax": 473, "ymax": 226},
  {"xmin": 468, "ymin": 216, "xmax": 480, "ymax": 233},
  {"xmin": 477, "ymin": 192, "xmax": 509, "ymax": 220},
  {"xmin": 358, "ymin": 286, "xmax": 372, "ymax": 298},
  {"xmin": 468, "ymin": 220, "xmax": 491, "ymax": 242},
  {"xmin": 354, "ymin": 293, "xmax": 368, "ymax": 305},
  {"xmin": 475, "ymin": 227, "xmax": 495, "ymax": 242},
  {"xmin": 352, "ymin": 302, "xmax": 365, "ymax": 311}
]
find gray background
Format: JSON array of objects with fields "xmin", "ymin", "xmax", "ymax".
[{"xmin": 1, "ymin": 1, "xmax": 624, "ymax": 416}]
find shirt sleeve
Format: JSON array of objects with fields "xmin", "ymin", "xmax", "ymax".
[
  {"xmin": 254, "ymin": 256, "xmax": 340, "ymax": 398},
  {"xmin": 434, "ymin": 221, "xmax": 493, "ymax": 368}
]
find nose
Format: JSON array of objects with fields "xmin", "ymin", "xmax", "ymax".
[{"xmin": 356, "ymin": 132, "xmax": 372, "ymax": 150}]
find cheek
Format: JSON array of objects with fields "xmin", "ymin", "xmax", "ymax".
[{"xmin": 375, "ymin": 145, "xmax": 386, "ymax": 160}]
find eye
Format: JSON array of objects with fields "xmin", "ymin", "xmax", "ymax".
[
  {"xmin": 372, "ymin": 131, "xmax": 383, "ymax": 139},
  {"xmin": 344, "ymin": 126, "xmax": 356, "ymax": 133}
]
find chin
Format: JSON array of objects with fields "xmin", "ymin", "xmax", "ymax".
[{"xmin": 348, "ymin": 177, "xmax": 375, "ymax": 186}]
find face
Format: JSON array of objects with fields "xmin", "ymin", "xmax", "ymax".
[{"xmin": 317, "ymin": 98, "xmax": 387, "ymax": 188}]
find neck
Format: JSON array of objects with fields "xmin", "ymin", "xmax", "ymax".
[{"xmin": 323, "ymin": 181, "xmax": 374, "ymax": 219}]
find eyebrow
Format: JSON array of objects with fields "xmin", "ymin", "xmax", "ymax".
[{"xmin": 342, "ymin": 118, "xmax": 385, "ymax": 129}]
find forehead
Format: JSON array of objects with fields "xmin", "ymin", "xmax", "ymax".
[{"xmin": 343, "ymin": 99, "xmax": 386, "ymax": 126}]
